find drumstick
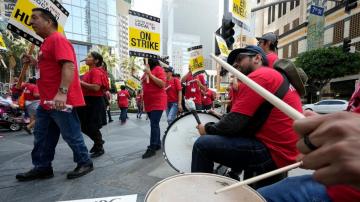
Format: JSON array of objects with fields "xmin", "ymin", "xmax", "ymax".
[
  {"xmin": 210, "ymin": 54, "xmax": 305, "ymax": 120},
  {"xmin": 185, "ymin": 99, "xmax": 201, "ymax": 124},
  {"xmin": 144, "ymin": 58, "xmax": 150, "ymax": 83},
  {"xmin": 215, "ymin": 161, "xmax": 302, "ymax": 194}
]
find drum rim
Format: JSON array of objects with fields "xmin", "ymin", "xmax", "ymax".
[
  {"xmin": 144, "ymin": 173, "xmax": 266, "ymax": 201},
  {"xmin": 162, "ymin": 111, "xmax": 220, "ymax": 173}
]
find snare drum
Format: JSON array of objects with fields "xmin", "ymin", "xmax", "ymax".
[
  {"xmin": 145, "ymin": 173, "xmax": 265, "ymax": 202},
  {"xmin": 163, "ymin": 111, "xmax": 220, "ymax": 173}
]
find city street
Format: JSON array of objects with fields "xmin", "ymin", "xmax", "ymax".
[{"xmin": 0, "ymin": 113, "xmax": 312, "ymax": 202}]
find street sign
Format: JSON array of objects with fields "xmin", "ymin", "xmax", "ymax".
[
  {"xmin": 310, "ymin": 5, "xmax": 325, "ymax": 16},
  {"xmin": 128, "ymin": 10, "xmax": 161, "ymax": 59},
  {"xmin": 187, "ymin": 45, "xmax": 205, "ymax": 76},
  {"xmin": 7, "ymin": 0, "xmax": 69, "ymax": 46}
]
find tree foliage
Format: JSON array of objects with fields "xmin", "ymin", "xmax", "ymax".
[{"xmin": 295, "ymin": 47, "xmax": 360, "ymax": 98}]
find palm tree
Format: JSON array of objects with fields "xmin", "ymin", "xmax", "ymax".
[{"xmin": 119, "ymin": 56, "xmax": 143, "ymax": 80}]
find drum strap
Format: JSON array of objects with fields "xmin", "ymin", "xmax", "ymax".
[{"xmin": 243, "ymin": 73, "xmax": 290, "ymax": 137}]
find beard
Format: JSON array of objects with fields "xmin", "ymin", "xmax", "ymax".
[{"xmin": 238, "ymin": 64, "xmax": 254, "ymax": 76}]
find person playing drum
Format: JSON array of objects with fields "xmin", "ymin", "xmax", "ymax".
[{"xmin": 192, "ymin": 46, "xmax": 303, "ymax": 188}]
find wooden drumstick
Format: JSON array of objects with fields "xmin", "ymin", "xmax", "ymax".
[
  {"xmin": 144, "ymin": 58, "xmax": 150, "ymax": 83},
  {"xmin": 215, "ymin": 161, "xmax": 302, "ymax": 194}
]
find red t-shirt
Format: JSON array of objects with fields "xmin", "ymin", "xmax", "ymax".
[
  {"xmin": 202, "ymin": 89, "xmax": 215, "ymax": 106},
  {"xmin": 37, "ymin": 32, "xmax": 84, "ymax": 109},
  {"xmin": 136, "ymin": 94, "xmax": 143, "ymax": 104},
  {"xmin": 266, "ymin": 52, "xmax": 279, "ymax": 69},
  {"xmin": 166, "ymin": 77, "xmax": 182, "ymax": 103},
  {"xmin": 184, "ymin": 74, "xmax": 206, "ymax": 105},
  {"xmin": 23, "ymin": 83, "xmax": 39, "ymax": 101},
  {"xmin": 81, "ymin": 67, "xmax": 107, "ymax": 97},
  {"xmin": 117, "ymin": 90, "xmax": 130, "ymax": 108},
  {"xmin": 142, "ymin": 66, "xmax": 167, "ymax": 112},
  {"xmin": 231, "ymin": 67, "xmax": 302, "ymax": 168},
  {"xmin": 327, "ymin": 185, "xmax": 360, "ymax": 202},
  {"xmin": 10, "ymin": 84, "xmax": 24, "ymax": 97}
]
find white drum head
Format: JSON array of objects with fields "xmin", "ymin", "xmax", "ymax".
[
  {"xmin": 145, "ymin": 173, "xmax": 265, "ymax": 202},
  {"xmin": 163, "ymin": 112, "xmax": 219, "ymax": 173}
]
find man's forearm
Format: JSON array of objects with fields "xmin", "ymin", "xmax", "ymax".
[{"xmin": 60, "ymin": 62, "xmax": 75, "ymax": 89}]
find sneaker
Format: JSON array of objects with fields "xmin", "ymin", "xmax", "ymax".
[
  {"xmin": 16, "ymin": 168, "xmax": 54, "ymax": 181},
  {"xmin": 142, "ymin": 148, "xmax": 156, "ymax": 159},
  {"xmin": 90, "ymin": 148, "xmax": 105, "ymax": 158},
  {"xmin": 23, "ymin": 127, "xmax": 32, "ymax": 135},
  {"xmin": 67, "ymin": 163, "xmax": 94, "ymax": 179}
]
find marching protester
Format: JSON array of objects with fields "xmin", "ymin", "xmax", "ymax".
[
  {"xmin": 141, "ymin": 58, "xmax": 166, "ymax": 159},
  {"xmin": 164, "ymin": 66, "xmax": 182, "ymax": 125},
  {"xmin": 78, "ymin": 51, "xmax": 109, "ymax": 158},
  {"xmin": 104, "ymin": 90, "xmax": 113, "ymax": 123},
  {"xmin": 135, "ymin": 89, "xmax": 143, "ymax": 119},
  {"xmin": 258, "ymin": 111, "xmax": 360, "ymax": 202},
  {"xmin": 257, "ymin": 32, "xmax": 279, "ymax": 68},
  {"xmin": 201, "ymin": 83, "xmax": 216, "ymax": 110},
  {"xmin": 192, "ymin": 46, "xmax": 305, "ymax": 189},
  {"xmin": 117, "ymin": 85, "xmax": 130, "ymax": 124},
  {"xmin": 22, "ymin": 77, "xmax": 40, "ymax": 135},
  {"xmin": 181, "ymin": 68, "xmax": 206, "ymax": 110},
  {"xmin": 16, "ymin": 8, "xmax": 93, "ymax": 181}
]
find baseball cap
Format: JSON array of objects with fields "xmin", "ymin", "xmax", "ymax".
[
  {"xmin": 256, "ymin": 32, "xmax": 278, "ymax": 44},
  {"xmin": 164, "ymin": 66, "xmax": 174, "ymax": 73},
  {"xmin": 227, "ymin": 45, "xmax": 269, "ymax": 66}
]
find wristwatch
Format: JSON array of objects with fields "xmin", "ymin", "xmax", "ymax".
[{"xmin": 59, "ymin": 87, "xmax": 68, "ymax": 94}]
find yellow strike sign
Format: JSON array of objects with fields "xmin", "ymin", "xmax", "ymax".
[
  {"xmin": 215, "ymin": 35, "xmax": 229, "ymax": 57},
  {"xmin": 232, "ymin": 0, "xmax": 249, "ymax": 21},
  {"xmin": 0, "ymin": 35, "xmax": 7, "ymax": 51},
  {"xmin": 129, "ymin": 27, "xmax": 160, "ymax": 52},
  {"xmin": 8, "ymin": 0, "xmax": 69, "ymax": 46},
  {"xmin": 126, "ymin": 78, "xmax": 140, "ymax": 90},
  {"xmin": 79, "ymin": 65, "xmax": 89, "ymax": 76},
  {"xmin": 188, "ymin": 45, "xmax": 205, "ymax": 76}
]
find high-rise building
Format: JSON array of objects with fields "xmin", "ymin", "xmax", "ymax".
[{"xmin": 61, "ymin": 0, "xmax": 118, "ymax": 65}]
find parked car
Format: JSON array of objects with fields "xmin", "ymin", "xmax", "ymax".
[{"xmin": 302, "ymin": 99, "xmax": 348, "ymax": 114}]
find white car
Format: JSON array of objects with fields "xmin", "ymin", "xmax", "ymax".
[{"xmin": 302, "ymin": 99, "xmax": 348, "ymax": 114}]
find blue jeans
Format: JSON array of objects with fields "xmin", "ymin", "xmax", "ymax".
[
  {"xmin": 258, "ymin": 175, "xmax": 331, "ymax": 202},
  {"xmin": 31, "ymin": 106, "xmax": 91, "ymax": 171},
  {"xmin": 136, "ymin": 103, "xmax": 143, "ymax": 118},
  {"xmin": 166, "ymin": 102, "xmax": 178, "ymax": 125},
  {"xmin": 191, "ymin": 135, "xmax": 276, "ymax": 173},
  {"xmin": 119, "ymin": 107, "xmax": 128, "ymax": 123},
  {"xmin": 147, "ymin": 110, "xmax": 163, "ymax": 150}
]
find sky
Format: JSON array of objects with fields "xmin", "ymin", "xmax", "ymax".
[{"xmin": 132, "ymin": 0, "xmax": 162, "ymax": 17}]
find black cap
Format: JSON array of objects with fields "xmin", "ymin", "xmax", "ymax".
[{"xmin": 227, "ymin": 45, "xmax": 269, "ymax": 66}]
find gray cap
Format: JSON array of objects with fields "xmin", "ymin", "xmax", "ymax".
[{"xmin": 256, "ymin": 32, "xmax": 278, "ymax": 44}]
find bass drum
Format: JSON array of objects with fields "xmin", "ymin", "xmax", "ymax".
[{"xmin": 163, "ymin": 111, "xmax": 220, "ymax": 173}]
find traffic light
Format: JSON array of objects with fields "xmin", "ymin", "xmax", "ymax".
[
  {"xmin": 342, "ymin": 38, "xmax": 351, "ymax": 53},
  {"xmin": 345, "ymin": 0, "xmax": 358, "ymax": 13},
  {"xmin": 221, "ymin": 19, "xmax": 235, "ymax": 49}
]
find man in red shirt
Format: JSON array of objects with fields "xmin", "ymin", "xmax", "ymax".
[
  {"xmin": 117, "ymin": 85, "xmax": 130, "ymax": 124},
  {"xmin": 165, "ymin": 66, "xmax": 182, "ymax": 125},
  {"xmin": 257, "ymin": 32, "xmax": 279, "ymax": 68},
  {"xmin": 16, "ymin": 8, "xmax": 93, "ymax": 181},
  {"xmin": 192, "ymin": 46, "xmax": 302, "ymax": 183},
  {"xmin": 258, "ymin": 96, "xmax": 360, "ymax": 201},
  {"xmin": 181, "ymin": 69, "xmax": 206, "ymax": 110},
  {"xmin": 201, "ymin": 83, "xmax": 216, "ymax": 110}
]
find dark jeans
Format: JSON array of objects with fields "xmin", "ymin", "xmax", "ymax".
[
  {"xmin": 195, "ymin": 104, "xmax": 203, "ymax": 110},
  {"xmin": 137, "ymin": 103, "xmax": 143, "ymax": 118},
  {"xmin": 107, "ymin": 109, "xmax": 112, "ymax": 121},
  {"xmin": 32, "ymin": 106, "xmax": 91, "ymax": 171},
  {"xmin": 119, "ymin": 107, "xmax": 128, "ymax": 122},
  {"xmin": 191, "ymin": 135, "xmax": 276, "ymax": 173},
  {"xmin": 147, "ymin": 110, "xmax": 163, "ymax": 150},
  {"xmin": 203, "ymin": 104, "xmax": 212, "ymax": 110}
]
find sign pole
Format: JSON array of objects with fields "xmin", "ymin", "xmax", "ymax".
[{"xmin": 16, "ymin": 44, "xmax": 35, "ymax": 88}]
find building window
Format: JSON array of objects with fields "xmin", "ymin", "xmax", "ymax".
[
  {"xmin": 283, "ymin": 45, "xmax": 289, "ymax": 59},
  {"xmin": 291, "ymin": 40, "xmax": 298, "ymax": 58},
  {"xmin": 283, "ymin": 2, "xmax": 287, "ymax": 15},
  {"xmin": 278, "ymin": 3, "xmax": 282, "ymax": 18},
  {"xmin": 272, "ymin": 5, "xmax": 276, "ymax": 22},
  {"xmin": 284, "ymin": 23, "xmax": 290, "ymax": 33},
  {"xmin": 355, "ymin": 42, "xmax": 360, "ymax": 51},
  {"xmin": 333, "ymin": 20, "xmax": 344, "ymax": 44},
  {"xmin": 350, "ymin": 13, "xmax": 360, "ymax": 39},
  {"xmin": 274, "ymin": 29, "xmax": 279, "ymax": 36},
  {"xmin": 293, "ymin": 18, "xmax": 299, "ymax": 28},
  {"xmin": 268, "ymin": 7, "xmax": 271, "ymax": 24},
  {"xmin": 290, "ymin": 1, "xmax": 295, "ymax": 10},
  {"xmin": 296, "ymin": 0, "xmax": 300, "ymax": 7}
]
